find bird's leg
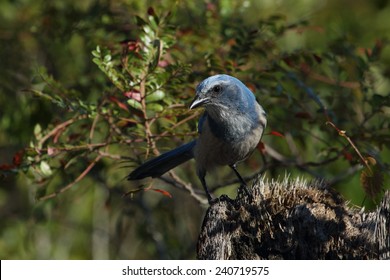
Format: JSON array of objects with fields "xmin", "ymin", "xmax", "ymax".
[
  {"xmin": 230, "ymin": 164, "xmax": 251, "ymax": 197},
  {"xmin": 199, "ymin": 174, "xmax": 213, "ymax": 203},
  {"xmin": 230, "ymin": 164, "xmax": 247, "ymax": 185}
]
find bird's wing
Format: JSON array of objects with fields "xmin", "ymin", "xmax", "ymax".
[{"xmin": 127, "ymin": 140, "xmax": 196, "ymax": 180}]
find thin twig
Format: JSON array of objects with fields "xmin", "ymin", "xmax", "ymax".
[
  {"xmin": 154, "ymin": 112, "xmax": 201, "ymax": 141},
  {"xmin": 37, "ymin": 114, "xmax": 88, "ymax": 149},
  {"xmin": 139, "ymin": 75, "xmax": 159, "ymax": 158},
  {"xmin": 325, "ymin": 120, "xmax": 370, "ymax": 171},
  {"xmin": 300, "ymin": 63, "xmax": 361, "ymax": 89},
  {"xmin": 89, "ymin": 106, "xmax": 101, "ymax": 146},
  {"xmin": 159, "ymin": 171, "xmax": 208, "ymax": 204},
  {"xmin": 97, "ymin": 151, "xmax": 123, "ymax": 160},
  {"xmin": 37, "ymin": 154, "xmax": 103, "ymax": 201},
  {"xmin": 35, "ymin": 142, "xmax": 108, "ymax": 153}
]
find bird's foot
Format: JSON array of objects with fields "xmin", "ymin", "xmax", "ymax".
[{"xmin": 240, "ymin": 184, "xmax": 253, "ymax": 202}]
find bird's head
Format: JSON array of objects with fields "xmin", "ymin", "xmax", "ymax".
[{"xmin": 189, "ymin": 74, "xmax": 256, "ymax": 113}]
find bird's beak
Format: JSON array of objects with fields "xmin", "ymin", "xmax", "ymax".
[{"xmin": 189, "ymin": 95, "xmax": 210, "ymax": 109}]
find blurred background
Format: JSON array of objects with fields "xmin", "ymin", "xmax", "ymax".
[{"xmin": 0, "ymin": 0, "xmax": 389, "ymax": 259}]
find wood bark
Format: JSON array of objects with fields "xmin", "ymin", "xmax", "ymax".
[{"xmin": 197, "ymin": 176, "xmax": 390, "ymax": 259}]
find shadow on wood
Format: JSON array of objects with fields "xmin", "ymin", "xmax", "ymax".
[{"xmin": 197, "ymin": 176, "xmax": 390, "ymax": 259}]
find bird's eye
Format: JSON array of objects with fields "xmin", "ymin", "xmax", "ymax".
[{"xmin": 212, "ymin": 85, "xmax": 222, "ymax": 94}]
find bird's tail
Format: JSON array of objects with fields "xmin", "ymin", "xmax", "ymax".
[{"xmin": 127, "ymin": 140, "xmax": 196, "ymax": 180}]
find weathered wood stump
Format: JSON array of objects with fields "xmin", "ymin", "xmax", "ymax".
[{"xmin": 197, "ymin": 176, "xmax": 390, "ymax": 259}]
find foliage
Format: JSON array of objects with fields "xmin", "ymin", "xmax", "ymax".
[
  {"xmin": 1, "ymin": 0, "xmax": 390, "ymax": 259},
  {"xmin": 20, "ymin": 10, "xmax": 193, "ymax": 202}
]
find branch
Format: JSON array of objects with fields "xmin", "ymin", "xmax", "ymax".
[
  {"xmin": 326, "ymin": 120, "xmax": 371, "ymax": 171},
  {"xmin": 152, "ymin": 111, "xmax": 201, "ymax": 141},
  {"xmin": 159, "ymin": 171, "xmax": 208, "ymax": 205},
  {"xmin": 37, "ymin": 155, "xmax": 102, "ymax": 201},
  {"xmin": 37, "ymin": 114, "xmax": 88, "ymax": 149},
  {"xmin": 300, "ymin": 63, "xmax": 361, "ymax": 89}
]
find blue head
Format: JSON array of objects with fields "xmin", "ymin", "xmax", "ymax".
[
  {"xmin": 190, "ymin": 74, "xmax": 256, "ymax": 114},
  {"xmin": 190, "ymin": 74, "xmax": 264, "ymax": 141}
]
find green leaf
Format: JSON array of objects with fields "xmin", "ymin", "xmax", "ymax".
[
  {"xmin": 143, "ymin": 25, "xmax": 153, "ymax": 36},
  {"xmin": 104, "ymin": 54, "xmax": 112, "ymax": 62},
  {"xmin": 147, "ymin": 103, "xmax": 164, "ymax": 112},
  {"xmin": 91, "ymin": 48, "xmax": 100, "ymax": 58},
  {"xmin": 34, "ymin": 124, "xmax": 42, "ymax": 139},
  {"xmin": 40, "ymin": 161, "xmax": 52, "ymax": 177},
  {"xmin": 146, "ymin": 90, "xmax": 165, "ymax": 102},
  {"xmin": 127, "ymin": 99, "xmax": 142, "ymax": 110},
  {"xmin": 148, "ymin": 15, "xmax": 159, "ymax": 30},
  {"xmin": 92, "ymin": 57, "xmax": 101, "ymax": 66}
]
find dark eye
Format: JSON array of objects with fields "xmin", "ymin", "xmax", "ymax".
[{"xmin": 212, "ymin": 85, "xmax": 222, "ymax": 94}]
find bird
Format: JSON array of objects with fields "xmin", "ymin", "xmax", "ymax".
[{"xmin": 128, "ymin": 74, "xmax": 267, "ymax": 203}]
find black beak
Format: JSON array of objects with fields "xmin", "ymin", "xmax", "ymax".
[{"xmin": 189, "ymin": 96, "xmax": 210, "ymax": 109}]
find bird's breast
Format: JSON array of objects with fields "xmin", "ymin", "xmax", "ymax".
[{"xmin": 194, "ymin": 113, "xmax": 264, "ymax": 170}]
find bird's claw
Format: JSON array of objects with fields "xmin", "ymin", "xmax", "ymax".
[{"xmin": 240, "ymin": 184, "xmax": 253, "ymax": 202}]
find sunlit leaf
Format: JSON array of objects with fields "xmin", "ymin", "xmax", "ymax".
[
  {"xmin": 146, "ymin": 90, "xmax": 165, "ymax": 102},
  {"xmin": 127, "ymin": 99, "xmax": 142, "ymax": 110},
  {"xmin": 40, "ymin": 161, "xmax": 52, "ymax": 177},
  {"xmin": 34, "ymin": 124, "xmax": 42, "ymax": 140},
  {"xmin": 147, "ymin": 103, "xmax": 164, "ymax": 112}
]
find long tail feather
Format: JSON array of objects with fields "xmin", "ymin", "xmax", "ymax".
[{"xmin": 127, "ymin": 141, "xmax": 196, "ymax": 180}]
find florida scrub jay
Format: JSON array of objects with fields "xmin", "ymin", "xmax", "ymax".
[{"xmin": 128, "ymin": 74, "xmax": 267, "ymax": 202}]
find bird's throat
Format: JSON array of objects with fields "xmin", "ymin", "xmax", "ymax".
[{"xmin": 206, "ymin": 109, "xmax": 252, "ymax": 142}]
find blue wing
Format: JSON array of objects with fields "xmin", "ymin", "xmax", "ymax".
[{"xmin": 128, "ymin": 140, "xmax": 196, "ymax": 180}]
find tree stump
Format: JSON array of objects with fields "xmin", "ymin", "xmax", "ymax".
[{"xmin": 197, "ymin": 176, "xmax": 390, "ymax": 260}]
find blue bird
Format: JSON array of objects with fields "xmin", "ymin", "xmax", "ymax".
[{"xmin": 128, "ymin": 74, "xmax": 267, "ymax": 202}]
